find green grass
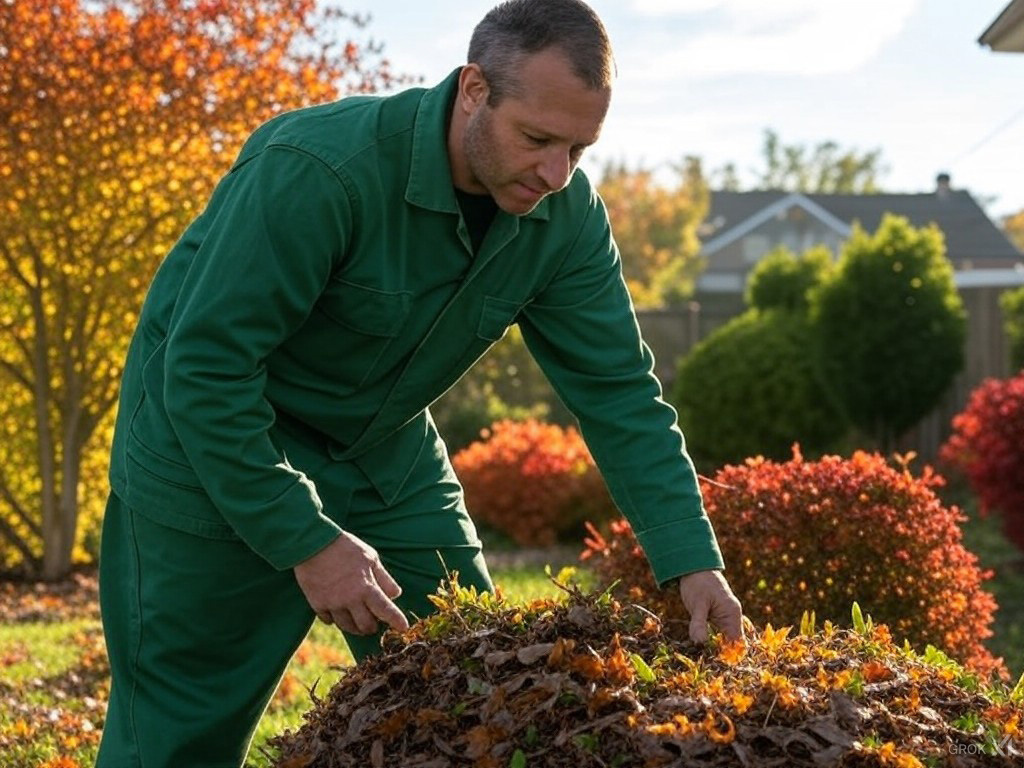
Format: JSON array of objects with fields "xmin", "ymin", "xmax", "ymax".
[
  {"xmin": 0, "ymin": 618, "xmax": 100, "ymax": 683},
  {"xmin": 0, "ymin": 618, "xmax": 106, "ymax": 766},
  {"xmin": 958, "ymin": 506, "xmax": 1024, "ymax": 680}
]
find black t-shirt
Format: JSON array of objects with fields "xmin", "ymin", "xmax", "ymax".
[{"xmin": 454, "ymin": 188, "xmax": 499, "ymax": 254}]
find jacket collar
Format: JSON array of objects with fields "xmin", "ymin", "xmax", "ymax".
[{"xmin": 404, "ymin": 67, "xmax": 551, "ymax": 222}]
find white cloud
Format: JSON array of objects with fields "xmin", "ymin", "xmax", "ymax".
[
  {"xmin": 623, "ymin": 0, "xmax": 921, "ymax": 78},
  {"xmin": 630, "ymin": 0, "xmax": 722, "ymax": 13}
]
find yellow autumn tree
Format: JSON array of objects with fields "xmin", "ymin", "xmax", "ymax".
[
  {"xmin": 0, "ymin": 0, "xmax": 406, "ymax": 579},
  {"xmin": 1004, "ymin": 208, "xmax": 1024, "ymax": 253},
  {"xmin": 597, "ymin": 158, "xmax": 709, "ymax": 308}
]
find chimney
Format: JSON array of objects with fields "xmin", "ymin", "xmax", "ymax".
[{"xmin": 936, "ymin": 172, "xmax": 952, "ymax": 197}]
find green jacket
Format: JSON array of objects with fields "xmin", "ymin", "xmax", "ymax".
[{"xmin": 109, "ymin": 68, "xmax": 723, "ymax": 584}]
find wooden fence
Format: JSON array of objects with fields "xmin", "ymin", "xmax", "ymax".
[{"xmin": 635, "ymin": 282, "xmax": 1021, "ymax": 462}]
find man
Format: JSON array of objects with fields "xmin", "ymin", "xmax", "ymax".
[{"xmin": 97, "ymin": 0, "xmax": 743, "ymax": 765}]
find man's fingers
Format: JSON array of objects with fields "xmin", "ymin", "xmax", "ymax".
[
  {"xmin": 685, "ymin": 589, "xmax": 711, "ymax": 643},
  {"xmin": 688, "ymin": 610, "xmax": 710, "ymax": 644},
  {"xmin": 679, "ymin": 569, "xmax": 746, "ymax": 645},
  {"xmin": 347, "ymin": 602, "xmax": 380, "ymax": 635},
  {"xmin": 711, "ymin": 599, "xmax": 745, "ymax": 643},
  {"xmin": 373, "ymin": 561, "xmax": 403, "ymax": 600},
  {"xmin": 367, "ymin": 587, "xmax": 410, "ymax": 632},
  {"xmin": 330, "ymin": 608, "xmax": 359, "ymax": 635}
]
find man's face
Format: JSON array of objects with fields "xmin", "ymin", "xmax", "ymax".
[{"xmin": 460, "ymin": 48, "xmax": 611, "ymax": 215}]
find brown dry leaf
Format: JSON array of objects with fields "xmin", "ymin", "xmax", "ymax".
[
  {"xmin": 516, "ymin": 643, "xmax": 555, "ymax": 665},
  {"xmin": 569, "ymin": 651, "xmax": 605, "ymax": 681},
  {"xmin": 546, "ymin": 637, "xmax": 576, "ymax": 667},
  {"xmin": 413, "ymin": 708, "xmax": 450, "ymax": 727},
  {"xmin": 605, "ymin": 635, "xmax": 634, "ymax": 686},
  {"xmin": 372, "ymin": 708, "xmax": 411, "ymax": 740},
  {"xmin": 462, "ymin": 724, "xmax": 505, "ymax": 760},
  {"xmin": 369, "ymin": 739, "xmax": 384, "ymax": 768},
  {"xmin": 484, "ymin": 650, "xmax": 516, "ymax": 667}
]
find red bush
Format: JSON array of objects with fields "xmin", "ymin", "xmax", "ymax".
[
  {"xmin": 453, "ymin": 420, "xmax": 618, "ymax": 546},
  {"xmin": 940, "ymin": 371, "xmax": 1024, "ymax": 551},
  {"xmin": 582, "ymin": 447, "xmax": 1005, "ymax": 679}
]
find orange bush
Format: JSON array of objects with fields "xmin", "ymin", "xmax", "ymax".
[
  {"xmin": 582, "ymin": 447, "xmax": 1004, "ymax": 679},
  {"xmin": 453, "ymin": 420, "xmax": 617, "ymax": 546}
]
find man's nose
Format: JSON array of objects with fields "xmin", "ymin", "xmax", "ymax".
[{"xmin": 536, "ymin": 149, "xmax": 573, "ymax": 192}]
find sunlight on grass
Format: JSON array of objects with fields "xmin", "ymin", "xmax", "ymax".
[{"xmin": 0, "ymin": 618, "xmax": 100, "ymax": 683}]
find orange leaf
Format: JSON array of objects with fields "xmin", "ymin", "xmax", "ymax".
[
  {"xmin": 570, "ymin": 652, "xmax": 605, "ymax": 681},
  {"xmin": 861, "ymin": 661, "xmax": 894, "ymax": 683}
]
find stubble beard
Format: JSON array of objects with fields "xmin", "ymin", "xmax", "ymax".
[
  {"xmin": 462, "ymin": 106, "xmax": 499, "ymax": 198},
  {"xmin": 463, "ymin": 105, "xmax": 545, "ymax": 215}
]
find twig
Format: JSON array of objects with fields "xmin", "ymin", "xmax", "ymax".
[{"xmin": 763, "ymin": 693, "xmax": 778, "ymax": 727}]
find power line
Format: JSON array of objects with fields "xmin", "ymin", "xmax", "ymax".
[{"xmin": 947, "ymin": 102, "xmax": 1024, "ymax": 167}]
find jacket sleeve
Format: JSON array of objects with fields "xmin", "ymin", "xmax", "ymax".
[
  {"xmin": 162, "ymin": 146, "xmax": 352, "ymax": 569},
  {"xmin": 518, "ymin": 190, "xmax": 724, "ymax": 586}
]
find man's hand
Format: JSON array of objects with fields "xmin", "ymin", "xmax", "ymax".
[
  {"xmin": 678, "ymin": 569, "xmax": 744, "ymax": 644},
  {"xmin": 293, "ymin": 532, "xmax": 409, "ymax": 635}
]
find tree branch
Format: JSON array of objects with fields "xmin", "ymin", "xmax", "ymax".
[
  {"xmin": 0, "ymin": 356, "xmax": 35, "ymax": 393},
  {"xmin": 0, "ymin": 501, "xmax": 39, "ymax": 566},
  {"xmin": 0, "ymin": 473, "xmax": 44, "ymax": 539},
  {"xmin": 0, "ymin": 237, "xmax": 35, "ymax": 291}
]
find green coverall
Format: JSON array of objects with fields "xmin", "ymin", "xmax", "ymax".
[{"xmin": 97, "ymin": 68, "xmax": 724, "ymax": 767}]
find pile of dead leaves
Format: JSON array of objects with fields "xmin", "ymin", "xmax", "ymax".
[
  {"xmin": 0, "ymin": 570, "xmax": 99, "ymax": 623},
  {"xmin": 265, "ymin": 580, "xmax": 1024, "ymax": 768}
]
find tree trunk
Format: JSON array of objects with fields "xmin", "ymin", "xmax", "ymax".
[
  {"xmin": 41, "ymin": 406, "xmax": 85, "ymax": 582},
  {"xmin": 41, "ymin": 443, "xmax": 79, "ymax": 581},
  {"xmin": 34, "ymin": 380, "xmax": 59, "ymax": 581},
  {"xmin": 38, "ymin": 483, "xmax": 63, "ymax": 581}
]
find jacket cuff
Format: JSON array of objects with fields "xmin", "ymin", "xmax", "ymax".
[
  {"xmin": 236, "ymin": 482, "xmax": 344, "ymax": 570},
  {"xmin": 633, "ymin": 516, "xmax": 725, "ymax": 588}
]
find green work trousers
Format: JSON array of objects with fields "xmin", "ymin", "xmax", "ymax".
[{"xmin": 96, "ymin": 443, "xmax": 492, "ymax": 768}]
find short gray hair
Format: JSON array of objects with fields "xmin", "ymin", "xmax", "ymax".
[{"xmin": 468, "ymin": 0, "xmax": 614, "ymax": 105}]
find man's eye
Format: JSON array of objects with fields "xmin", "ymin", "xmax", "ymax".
[{"xmin": 524, "ymin": 133, "xmax": 547, "ymax": 145}]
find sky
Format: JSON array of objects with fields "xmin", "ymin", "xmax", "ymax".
[{"xmin": 343, "ymin": 0, "xmax": 1024, "ymax": 221}]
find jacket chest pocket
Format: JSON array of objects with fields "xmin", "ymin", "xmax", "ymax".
[
  {"xmin": 303, "ymin": 279, "xmax": 411, "ymax": 390},
  {"xmin": 477, "ymin": 295, "xmax": 523, "ymax": 342}
]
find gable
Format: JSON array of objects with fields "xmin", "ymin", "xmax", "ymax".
[{"xmin": 701, "ymin": 189, "xmax": 1022, "ymax": 269}]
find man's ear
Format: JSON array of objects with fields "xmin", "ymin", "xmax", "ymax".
[{"xmin": 458, "ymin": 63, "xmax": 489, "ymax": 114}]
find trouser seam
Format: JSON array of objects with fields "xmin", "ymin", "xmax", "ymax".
[{"xmin": 127, "ymin": 507, "xmax": 146, "ymax": 768}]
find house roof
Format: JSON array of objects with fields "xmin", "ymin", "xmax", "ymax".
[
  {"xmin": 701, "ymin": 189, "xmax": 1023, "ymax": 265},
  {"xmin": 979, "ymin": 0, "xmax": 1024, "ymax": 52}
]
